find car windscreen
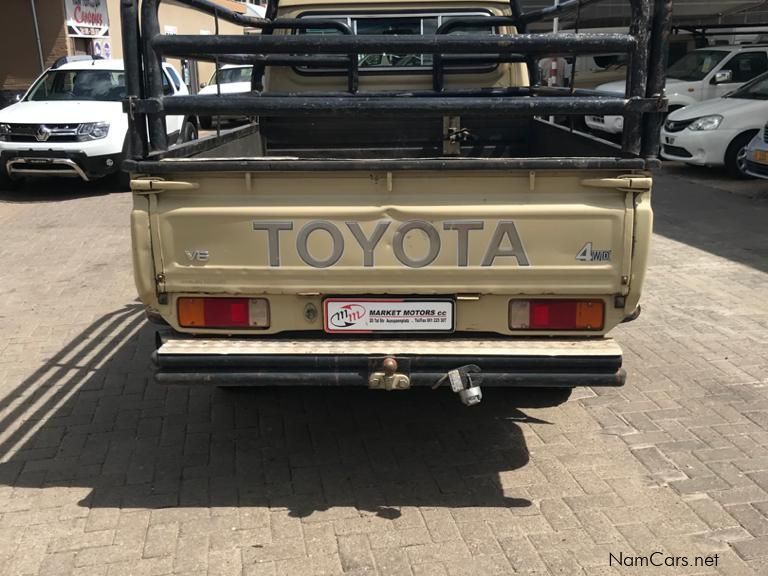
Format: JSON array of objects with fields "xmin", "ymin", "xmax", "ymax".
[
  {"xmin": 727, "ymin": 72, "xmax": 768, "ymax": 99},
  {"xmin": 26, "ymin": 69, "xmax": 126, "ymax": 102},
  {"xmin": 667, "ymin": 50, "xmax": 728, "ymax": 82},
  {"xmin": 209, "ymin": 67, "xmax": 254, "ymax": 85}
]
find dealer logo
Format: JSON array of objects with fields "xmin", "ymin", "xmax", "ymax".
[{"xmin": 329, "ymin": 304, "xmax": 366, "ymax": 328}]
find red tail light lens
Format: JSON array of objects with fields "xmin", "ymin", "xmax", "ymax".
[
  {"xmin": 178, "ymin": 297, "xmax": 269, "ymax": 328},
  {"xmin": 509, "ymin": 299, "xmax": 604, "ymax": 331},
  {"xmin": 204, "ymin": 298, "xmax": 249, "ymax": 327}
]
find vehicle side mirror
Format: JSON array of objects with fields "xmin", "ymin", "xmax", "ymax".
[{"xmin": 712, "ymin": 70, "xmax": 733, "ymax": 84}]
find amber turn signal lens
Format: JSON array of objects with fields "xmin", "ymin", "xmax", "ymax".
[{"xmin": 178, "ymin": 297, "xmax": 205, "ymax": 327}]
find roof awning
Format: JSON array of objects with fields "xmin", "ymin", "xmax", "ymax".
[{"xmin": 522, "ymin": 0, "xmax": 766, "ymax": 28}]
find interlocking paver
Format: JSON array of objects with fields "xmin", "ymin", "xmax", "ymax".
[
  {"xmin": 338, "ymin": 534, "xmax": 375, "ymax": 573},
  {"xmin": 0, "ymin": 171, "xmax": 767, "ymax": 575}
]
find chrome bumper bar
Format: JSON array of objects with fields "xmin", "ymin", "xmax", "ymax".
[{"xmin": 6, "ymin": 157, "xmax": 90, "ymax": 181}]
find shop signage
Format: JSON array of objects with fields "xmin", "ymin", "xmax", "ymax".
[{"xmin": 65, "ymin": 0, "xmax": 110, "ymax": 38}]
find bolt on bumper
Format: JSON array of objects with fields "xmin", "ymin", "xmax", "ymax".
[{"xmin": 152, "ymin": 332, "xmax": 626, "ymax": 389}]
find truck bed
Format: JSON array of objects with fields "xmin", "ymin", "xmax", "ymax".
[{"xmin": 131, "ymin": 117, "xmax": 651, "ymax": 170}]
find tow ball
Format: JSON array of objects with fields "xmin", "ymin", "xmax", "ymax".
[
  {"xmin": 368, "ymin": 357, "xmax": 411, "ymax": 390},
  {"xmin": 435, "ymin": 364, "xmax": 483, "ymax": 407}
]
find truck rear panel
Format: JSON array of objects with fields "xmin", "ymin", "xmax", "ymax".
[
  {"xmin": 132, "ymin": 167, "xmax": 651, "ymax": 337},
  {"xmin": 121, "ymin": 0, "xmax": 670, "ymax": 397}
]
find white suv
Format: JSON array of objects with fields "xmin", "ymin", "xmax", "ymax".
[
  {"xmin": 0, "ymin": 57, "xmax": 196, "ymax": 188},
  {"xmin": 586, "ymin": 45, "xmax": 768, "ymax": 135}
]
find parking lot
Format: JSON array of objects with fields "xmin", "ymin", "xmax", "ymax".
[{"xmin": 0, "ymin": 166, "xmax": 766, "ymax": 576}]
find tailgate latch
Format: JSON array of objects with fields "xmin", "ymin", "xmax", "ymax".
[
  {"xmin": 579, "ymin": 175, "xmax": 652, "ymax": 191},
  {"xmin": 130, "ymin": 178, "xmax": 199, "ymax": 193}
]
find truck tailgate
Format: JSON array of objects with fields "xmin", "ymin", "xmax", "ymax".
[{"xmin": 139, "ymin": 170, "xmax": 646, "ymax": 296}]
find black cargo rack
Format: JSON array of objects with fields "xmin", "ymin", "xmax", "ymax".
[{"xmin": 120, "ymin": 0, "xmax": 672, "ymax": 172}]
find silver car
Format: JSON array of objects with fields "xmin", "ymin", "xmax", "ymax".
[{"xmin": 744, "ymin": 123, "xmax": 768, "ymax": 179}]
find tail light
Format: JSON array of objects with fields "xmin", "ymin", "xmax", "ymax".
[
  {"xmin": 509, "ymin": 299, "xmax": 604, "ymax": 331},
  {"xmin": 178, "ymin": 297, "xmax": 270, "ymax": 328}
]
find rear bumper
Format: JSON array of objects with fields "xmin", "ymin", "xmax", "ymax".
[{"xmin": 153, "ymin": 333, "xmax": 626, "ymax": 388}]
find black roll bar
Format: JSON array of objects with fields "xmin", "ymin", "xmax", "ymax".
[
  {"xmin": 119, "ymin": 0, "xmax": 147, "ymax": 159},
  {"xmin": 161, "ymin": 0, "xmax": 267, "ymax": 27},
  {"xmin": 432, "ymin": 17, "xmax": 519, "ymax": 92},
  {"xmin": 120, "ymin": 0, "xmax": 670, "ymax": 164},
  {"xmin": 151, "ymin": 33, "xmax": 638, "ymax": 57},
  {"xmin": 248, "ymin": 19, "xmax": 358, "ymax": 93},
  {"xmin": 642, "ymin": 0, "xmax": 673, "ymax": 158},
  {"xmin": 140, "ymin": 0, "xmax": 169, "ymax": 151},
  {"xmin": 621, "ymin": 0, "xmax": 651, "ymax": 155},
  {"xmin": 157, "ymin": 95, "xmax": 657, "ymax": 118}
]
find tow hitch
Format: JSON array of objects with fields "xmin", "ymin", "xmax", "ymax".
[
  {"xmin": 368, "ymin": 357, "xmax": 411, "ymax": 390},
  {"xmin": 435, "ymin": 364, "xmax": 483, "ymax": 407}
]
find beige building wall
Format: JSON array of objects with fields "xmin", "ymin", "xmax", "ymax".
[
  {"xmin": 0, "ymin": 0, "xmax": 247, "ymax": 93},
  {"xmin": 106, "ymin": 0, "xmax": 247, "ymax": 89},
  {"xmin": 0, "ymin": 0, "xmax": 69, "ymax": 91}
]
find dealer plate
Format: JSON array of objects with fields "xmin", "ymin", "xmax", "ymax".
[
  {"xmin": 754, "ymin": 150, "xmax": 768, "ymax": 165},
  {"xmin": 324, "ymin": 298, "xmax": 454, "ymax": 333}
]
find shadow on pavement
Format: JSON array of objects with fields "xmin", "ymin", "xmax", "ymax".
[
  {"xmin": 0, "ymin": 306, "xmax": 569, "ymax": 518},
  {"xmin": 653, "ymin": 167, "xmax": 768, "ymax": 274},
  {"xmin": 0, "ymin": 177, "xmax": 128, "ymax": 202}
]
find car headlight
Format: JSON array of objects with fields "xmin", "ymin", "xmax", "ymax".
[
  {"xmin": 688, "ymin": 115, "xmax": 723, "ymax": 131},
  {"xmin": 77, "ymin": 122, "xmax": 110, "ymax": 141},
  {"xmin": 0, "ymin": 123, "xmax": 10, "ymax": 141}
]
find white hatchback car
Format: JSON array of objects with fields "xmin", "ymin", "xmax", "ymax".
[{"xmin": 660, "ymin": 71, "xmax": 768, "ymax": 178}]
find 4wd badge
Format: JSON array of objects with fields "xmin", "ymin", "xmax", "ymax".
[{"xmin": 576, "ymin": 242, "xmax": 611, "ymax": 262}]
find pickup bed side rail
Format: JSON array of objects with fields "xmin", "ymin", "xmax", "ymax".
[{"xmin": 120, "ymin": 0, "xmax": 671, "ymax": 168}]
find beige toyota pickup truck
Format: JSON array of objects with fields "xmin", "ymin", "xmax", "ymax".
[{"xmin": 122, "ymin": 0, "xmax": 670, "ymax": 405}]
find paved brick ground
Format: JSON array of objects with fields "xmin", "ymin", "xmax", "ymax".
[{"xmin": 0, "ymin": 171, "xmax": 766, "ymax": 576}]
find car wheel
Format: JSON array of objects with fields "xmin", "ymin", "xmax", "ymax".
[
  {"xmin": 199, "ymin": 116, "xmax": 212, "ymax": 130},
  {"xmin": 725, "ymin": 131, "xmax": 758, "ymax": 179},
  {"xmin": 180, "ymin": 121, "xmax": 198, "ymax": 143}
]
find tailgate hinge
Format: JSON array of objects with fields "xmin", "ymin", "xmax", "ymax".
[
  {"xmin": 131, "ymin": 178, "xmax": 199, "ymax": 193},
  {"xmin": 155, "ymin": 273, "xmax": 167, "ymax": 304},
  {"xmin": 579, "ymin": 175, "xmax": 652, "ymax": 191}
]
